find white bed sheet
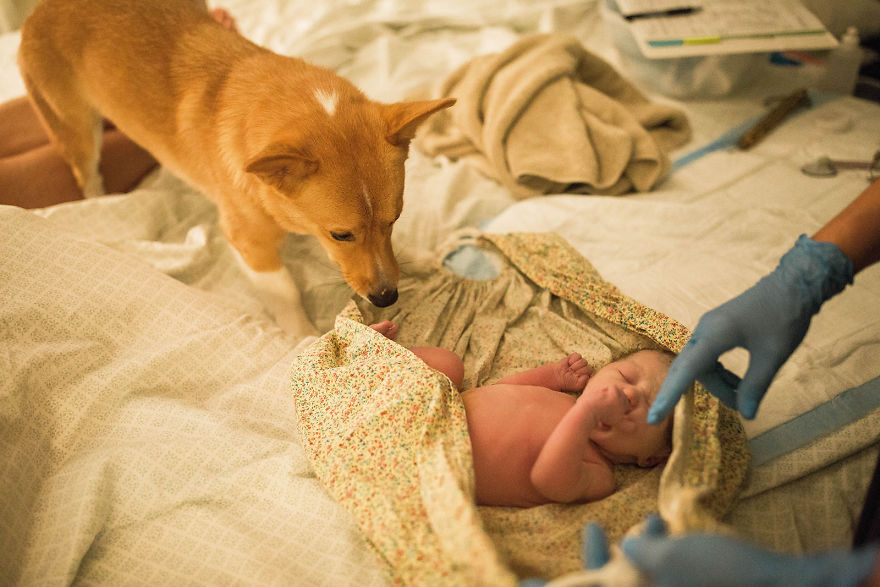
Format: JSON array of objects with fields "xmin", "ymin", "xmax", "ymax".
[{"xmin": 2, "ymin": 0, "xmax": 880, "ymax": 582}]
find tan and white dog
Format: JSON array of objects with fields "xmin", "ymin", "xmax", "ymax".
[{"xmin": 18, "ymin": 0, "xmax": 454, "ymax": 338}]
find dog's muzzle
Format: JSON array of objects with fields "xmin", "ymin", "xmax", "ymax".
[{"xmin": 367, "ymin": 288, "xmax": 398, "ymax": 307}]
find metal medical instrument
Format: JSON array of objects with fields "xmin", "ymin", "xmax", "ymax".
[{"xmin": 801, "ymin": 150, "xmax": 880, "ymax": 179}]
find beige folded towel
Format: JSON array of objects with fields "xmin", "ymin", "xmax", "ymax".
[{"xmin": 417, "ymin": 34, "xmax": 691, "ymax": 197}]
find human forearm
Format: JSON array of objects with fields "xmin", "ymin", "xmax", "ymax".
[
  {"xmin": 496, "ymin": 362, "xmax": 560, "ymax": 387},
  {"xmin": 650, "ymin": 231, "xmax": 854, "ymax": 423},
  {"xmin": 530, "ymin": 398, "xmax": 613, "ymax": 503},
  {"xmin": 648, "ymin": 180, "xmax": 880, "ymax": 424},
  {"xmin": 813, "ymin": 179, "xmax": 880, "ymax": 273}
]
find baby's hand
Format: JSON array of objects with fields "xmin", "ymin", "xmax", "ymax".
[
  {"xmin": 577, "ymin": 386, "xmax": 628, "ymax": 430},
  {"xmin": 556, "ymin": 353, "xmax": 592, "ymax": 393}
]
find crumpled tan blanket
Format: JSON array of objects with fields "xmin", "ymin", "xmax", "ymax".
[
  {"xmin": 416, "ymin": 34, "xmax": 692, "ymax": 198},
  {"xmin": 291, "ymin": 232, "xmax": 748, "ymax": 585}
]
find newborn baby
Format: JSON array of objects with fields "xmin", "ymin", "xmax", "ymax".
[{"xmin": 370, "ymin": 321, "xmax": 674, "ymax": 508}]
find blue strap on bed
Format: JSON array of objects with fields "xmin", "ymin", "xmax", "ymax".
[
  {"xmin": 749, "ymin": 375, "xmax": 880, "ymax": 467},
  {"xmin": 672, "ymin": 91, "xmax": 836, "ymax": 172}
]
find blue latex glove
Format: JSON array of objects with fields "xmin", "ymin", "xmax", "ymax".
[
  {"xmin": 583, "ymin": 522, "xmax": 610, "ymax": 570},
  {"xmin": 622, "ymin": 514, "xmax": 879, "ymax": 587},
  {"xmin": 648, "ymin": 234, "xmax": 853, "ymax": 423}
]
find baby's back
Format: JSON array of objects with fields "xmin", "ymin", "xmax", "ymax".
[{"xmin": 461, "ymin": 384, "xmax": 575, "ymax": 507}]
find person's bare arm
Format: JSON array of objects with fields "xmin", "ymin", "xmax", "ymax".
[
  {"xmin": 649, "ymin": 179, "xmax": 880, "ymax": 424},
  {"xmin": 813, "ymin": 178, "xmax": 880, "ymax": 273},
  {"xmin": 530, "ymin": 395, "xmax": 615, "ymax": 503}
]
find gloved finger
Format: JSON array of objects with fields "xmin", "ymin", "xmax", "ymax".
[
  {"xmin": 583, "ymin": 523, "xmax": 610, "ymax": 569},
  {"xmin": 642, "ymin": 513, "xmax": 668, "ymax": 538},
  {"xmin": 620, "ymin": 533, "xmax": 671, "ymax": 571},
  {"xmin": 736, "ymin": 351, "xmax": 781, "ymax": 419},
  {"xmin": 696, "ymin": 362, "xmax": 741, "ymax": 410},
  {"xmin": 648, "ymin": 336, "xmax": 731, "ymax": 424}
]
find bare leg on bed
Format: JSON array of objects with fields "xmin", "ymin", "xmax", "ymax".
[
  {"xmin": 0, "ymin": 114, "xmax": 160, "ymax": 208},
  {"xmin": 369, "ymin": 321, "xmax": 465, "ymax": 389}
]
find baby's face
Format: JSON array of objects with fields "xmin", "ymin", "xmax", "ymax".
[{"xmin": 584, "ymin": 350, "xmax": 673, "ymax": 467}]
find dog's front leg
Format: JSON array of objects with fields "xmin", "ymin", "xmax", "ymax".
[
  {"xmin": 221, "ymin": 209, "xmax": 320, "ymax": 339},
  {"xmin": 238, "ymin": 259, "xmax": 319, "ymax": 338}
]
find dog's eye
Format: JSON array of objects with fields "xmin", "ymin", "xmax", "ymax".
[{"xmin": 331, "ymin": 231, "xmax": 355, "ymax": 242}]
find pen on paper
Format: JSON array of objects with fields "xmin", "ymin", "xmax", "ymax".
[{"xmin": 624, "ymin": 7, "xmax": 700, "ymax": 21}]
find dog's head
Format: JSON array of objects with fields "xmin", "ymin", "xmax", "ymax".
[{"xmin": 244, "ymin": 95, "xmax": 455, "ymax": 307}]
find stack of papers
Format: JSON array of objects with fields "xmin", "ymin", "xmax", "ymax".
[{"xmin": 619, "ymin": 0, "xmax": 838, "ymax": 58}]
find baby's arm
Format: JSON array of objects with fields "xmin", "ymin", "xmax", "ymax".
[
  {"xmin": 530, "ymin": 394, "xmax": 615, "ymax": 503},
  {"xmin": 495, "ymin": 353, "xmax": 591, "ymax": 393}
]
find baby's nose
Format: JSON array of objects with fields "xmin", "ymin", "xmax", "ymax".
[{"xmin": 621, "ymin": 388, "xmax": 636, "ymax": 413}]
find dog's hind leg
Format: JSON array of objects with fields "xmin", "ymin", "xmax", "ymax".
[{"xmin": 18, "ymin": 68, "xmax": 105, "ymax": 198}]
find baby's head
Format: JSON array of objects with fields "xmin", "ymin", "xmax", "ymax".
[{"xmin": 584, "ymin": 349, "xmax": 675, "ymax": 468}]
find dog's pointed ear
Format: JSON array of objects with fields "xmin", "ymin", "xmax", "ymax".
[
  {"xmin": 384, "ymin": 98, "xmax": 456, "ymax": 147},
  {"xmin": 244, "ymin": 143, "xmax": 318, "ymax": 193}
]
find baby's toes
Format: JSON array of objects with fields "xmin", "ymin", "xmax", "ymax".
[{"xmin": 369, "ymin": 321, "xmax": 397, "ymax": 340}]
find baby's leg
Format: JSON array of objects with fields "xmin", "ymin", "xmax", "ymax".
[
  {"xmin": 368, "ymin": 321, "xmax": 463, "ymax": 388},
  {"xmin": 410, "ymin": 347, "xmax": 464, "ymax": 389},
  {"xmin": 496, "ymin": 353, "xmax": 591, "ymax": 393}
]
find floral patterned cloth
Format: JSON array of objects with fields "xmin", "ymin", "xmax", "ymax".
[{"xmin": 291, "ymin": 232, "xmax": 749, "ymax": 584}]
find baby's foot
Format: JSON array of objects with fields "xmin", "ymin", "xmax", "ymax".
[
  {"xmin": 210, "ymin": 7, "xmax": 238, "ymax": 32},
  {"xmin": 555, "ymin": 353, "xmax": 592, "ymax": 393},
  {"xmin": 369, "ymin": 321, "xmax": 398, "ymax": 341}
]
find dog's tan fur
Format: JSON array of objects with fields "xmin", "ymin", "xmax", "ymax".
[{"xmin": 18, "ymin": 0, "xmax": 454, "ymax": 336}]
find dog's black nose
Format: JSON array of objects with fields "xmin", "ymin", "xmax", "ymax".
[{"xmin": 367, "ymin": 288, "xmax": 398, "ymax": 307}]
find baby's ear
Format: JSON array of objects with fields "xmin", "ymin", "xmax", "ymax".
[{"xmin": 638, "ymin": 451, "xmax": 670, "ymax": 468}]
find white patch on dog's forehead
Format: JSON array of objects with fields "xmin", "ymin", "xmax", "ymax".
[
  {"xmin": 314, "ymin": 89, "xmax": 338, "ymax": 116},
  {"xmin": 361, "ymin": 182, "xmax": 374, "ymax": 216}
]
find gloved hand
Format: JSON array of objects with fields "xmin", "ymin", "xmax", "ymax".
[
  {"xmin": 621, "ymin": 514, "xmax": 879, "ymax": 587},
  {"xmin": 583, "ymin": 522, "xmax": 611, "ymax": 570},
  {"xmin": 648, "ymin": 234, "xmax": 853, "ymax": 423}
]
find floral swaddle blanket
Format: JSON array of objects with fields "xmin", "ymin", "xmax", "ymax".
[{"xmin": 292, "ymin": 232, "xmax": 749, "ymax": 584}]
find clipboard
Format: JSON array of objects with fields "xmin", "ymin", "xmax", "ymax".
[{"xmin": 625, "ymin": 0, "xmax": 838, "ymax": 58}]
